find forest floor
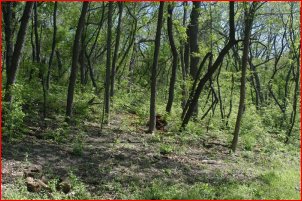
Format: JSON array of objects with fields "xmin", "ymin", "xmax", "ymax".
[{"xmin": 2, "ymin": 110, "xmax": 301, "ymax": 199}]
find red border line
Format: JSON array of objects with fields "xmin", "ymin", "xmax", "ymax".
[
  {"xmin": 0, "ymin": 0, "xmax": 301, "ymax": 2},
  {"xmin": 300, "ymin": 0, "xmax": 302, "ymax": 200},
  {"xmin": 0, "ymin": 1, "xmax": 301, "ymax": 201}
]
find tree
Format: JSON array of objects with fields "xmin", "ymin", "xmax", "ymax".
[
  {"xmin": 231, "ymin": 3, "xmax": 259, "ymax": 152},
  {"xmin": 4, "ymin": 2, "xmax": 34, "ymax": 104},
  {"xmin": 110, "ymin": 2, "xmax": 124, "ymax": 97},
  {"xmin": 148, "ymin": 2, "xmax": 165, "ymax": 133},
  {"xmin": 104, "ymin": 2, "xmax": 113, "ymax": 123},
  {"xmin": 181, "ymin": 2, "xmax": 237, "ymax": 129},
  {"xmin": 166, "ymin": 4, "xmax": 178, "ymax": 113},
  {"xmin": 46, "ymin": 2, "xmax": 58, "ymax": 90},
  {"xmin": 66, "ymin": 2, "xmax": 89, "ymax": 118},
  {"xmin": 188, "ymin": 2, "xmax": 201, "ymax": 78}
]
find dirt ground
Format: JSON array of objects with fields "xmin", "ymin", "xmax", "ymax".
[{"xmin": 1, "ymin": 112, "xmax": 283, "ymax": 199}]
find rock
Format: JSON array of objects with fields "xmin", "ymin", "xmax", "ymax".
[
  {"xmin": 25, "ymin": 177, "xmax": 41, "ymax": 192},
  {"xmin": 41, "ymin": 175, "xmax": 48, "ymax": 184},
  {"xmin": 56, "ymin": 177, "xmax": 72, "ymax": 194},
  {"xmin": 201, "ymin": 159, "xmax": 222, "ymax": 165},
  {"xmin": 146, "ymin": 114, "xmax": 168, "ymax": 131},
  {"xmin": 24, "ymin": 165, "xmax": 43, "ymax": 179},
  {"xmin": 36, "ymin": 179, "xmax": 51, "ymax": 191}
]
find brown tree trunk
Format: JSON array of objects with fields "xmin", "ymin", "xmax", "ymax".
[
  {"xmin": 148, "ymin": 2, "xmax": 164, "ymax": 133},
  {"xmin": 110, "ymin": 2, "xmax": 124, "ymax": 97},
  {"xmin": 46, "ymin": 2, "xmax": 57, "ymax": 90},
  {"xmin": 66, "ymin": 2, "xmax": 89, "ymax": 118},
  {"xmin": 104, "ymin": 2, "xmax": 113, "ymax": 124},
  {"xmin": 181, "ymin": 2, "xmax": 237, "ymax": 129},
  {"xmin": 188, "ymin": 2, "xmax": 201, "ymax": 78},
  {"xmin": 4, "ymin": 2, "xmax": 33, "ymax": 104},
  {"xmin": 166, "ymin": 4, "xmax": 178, "ymax": 113},
  {"xmin": 231, "ymin": 3, "xmax": 257, "ymax": 152}
]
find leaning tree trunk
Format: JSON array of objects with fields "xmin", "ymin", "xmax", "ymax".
[
  {"xmin": 4, "ymin": 2, "xmax": 33, "ymax": 104},
  {"xmin": 166, "ymin": 4, "xmax": 178, "ymax": 113},
  {"xmin": 181, "ymin": 2, "xmax": 237, "ymax": 129},
  {"xmin": 66, "ymin": 2, "xmax": 89, "ymax": 118},
  {"xmin": 148, "ymin": 2, "xmax": 165, "ymax": 133},
  {"xmin": 231, "ymin": 3, "xmax": 257, "ymax": 152}
]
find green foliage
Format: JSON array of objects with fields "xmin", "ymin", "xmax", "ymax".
[
  {"xmin": 2, "ymin": 172, "xmax": 93, "ymax": 200},
  {"xmin": 71, "ymin": 132, "xmax": 86, "ymax": 156},
  {"xmin": 159, "ymin": 143, "xmax": 174, "ymax": 155},
  {"xmin": 2, "ymin": 84, "xmax": 25, "ymax": 140},
  {"xmin": 136, "ymin": 180, "xmax": 215, "ymax": 200}
]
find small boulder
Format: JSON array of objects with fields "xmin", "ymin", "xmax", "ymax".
[
  {"xmin": 24, "ymin": 165, "xmax": 43, "ymax": 179},
  {"xmin": 25, "ymin": 177, "xmax": 41, "ymax": 192},
  {"xmin": 56, "ymin": 177, "xmax": 72, "ymax": 194}
]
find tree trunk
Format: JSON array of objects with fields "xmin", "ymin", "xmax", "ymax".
[
  {"xmin": 110, "ymin": 2, "xmax": 124, "ymax": 97},
  {"xmin": 79, "ymin": 34, "xmax": 86, "ymax": 85},
  {"xmin": 188, "ymin": 2, "xmax": 201, "ymax": 78},
  {"xmin": 4, "ymin": 2, "xmax": 33, "ymax": 104},
  {"xmin": 2, "ymin": 2, "xmax": 15, "ymax": 73},
  {"xmin": 180, "ymin": 2, "xmax": 188, "ymax": 109},
  {"xmin": 33, "ymin": 2, "xmax": 40, "ymax": 63},
  {"xmin": 166, "ymin": 5, "xmax": 178, "ymax": 113},
  {"xmin": 181, "ymin": 2, "xmax": 237, "ymax": 129},
  {"xmin": 46, "ymin": 2, "xmax": 57, "ymax": 90},
  {"xmin": 231, "ymin": 3, "xmax": 257, "ymax": 152},
  {"xmin": 104, "ymin": 2, "xmax": 113, "ymax": 123},
  {"xmin": 66, "ymin": 2, "xmax": 89, "ymax": 118},
  {"xmin": 148, "ymin": 2, "xmax": 164, "ymax": 133}
]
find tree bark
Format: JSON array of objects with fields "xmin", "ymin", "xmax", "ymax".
[
  {"xmin": 181, "ymin": 2, "xmax": 237, "ymax": 129},
  {"xmin": 166, "ymin": 5, "xmax": 178, "ymax": 113},
  {"xmin": 110, "ymin": 2, "xmax": 124, "ymax": 97},
  {"xmin": 2, "ymin": 2, "xmax": 15, "ymax": 73},
  {"xmin": 231, "ymin": 3, "xmax": 257, "ymax": 152},
  {"xmin": 4, "ymin": 2, "xmax": 33, "ymax": 104},
  {"xmin": 104, "ymin": 2, "xmax": 113, "ymax": 123},
  {"xmin": 148, "ymin": 2, "xmax": 164, "ymax": 133},
  {"xmin": 33, "ymin": 2, "xmax": 40, "ymax": 63},
  {"xmin": 66, "ymin": 2, "xmax": 89, "ymax": 118},
  {"xmin": 188, "ymin": 2, "xmax": 201, "ymax": 78},
  {"xmin": 46, "ymin": 2, "xmax": 57, "ymax": 90}
]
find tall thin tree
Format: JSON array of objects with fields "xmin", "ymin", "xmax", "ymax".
[
  {"xmin": 110, "ymin": 2, "xmax": 124, "ymax": 97},
  {"xmin": 231, "ymin": 3, "xmax": 258, "ymax": 152},
  {"xmin": 104, "ymin": 2, "xmax": 113, "ymax": 123},
  {"xmin": 46, "ymin": 2, "xmax": 57, "ymax": 90},
  {"xmin": 166, "ymin": 4, "xmax": 178, "ymax": 113},
  {"xmin": 148, "ymin": 2, "xmax": 165, "ymax": 133},
  {"xmin": 4, "ymin": 2, "xmax": 34, "ymax": 104},
  {"xmin": 66, "ymin": 2, "xmax": 89, "ymax": 118}
]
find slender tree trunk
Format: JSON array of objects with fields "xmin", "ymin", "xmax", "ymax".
[
  {"xmin": 2, "ymin": 2, "xmax": 15, "ymax": 73},
  {"xmin": 66, "ymin": 2, "xmax": 89, "ymax": 118},
  {"xmin": 34, "ymin": 2, "xmax": 40, "ymax": 63},
  {"xmin": 79, "ymin": 34, "xmax": 86, "ymax": 85},
  {"xmin": 148, "ymin": 2, "xmax": 164, "ymax": 133},
  {"xmin": 4, "ymin": 2, "xmax": 33, "ymax": 104},
  {"xmin": 188, "ymin": 2, "xmax": 201, "ymax": 78},
  {"xmin": 166, "ymin": 5, "xmax": 178, "ymax": 113},
  {"xmin": 56, "ymin": 50, "xmax": 63, "ymax": 78},
  {"xmin": 110, "ymin": 2, "xmax": 123, "ymax": 97},
  {"xmin": 104, "ymin": 2, "xmax": 113, "ymax": 124},
  {"xmin": 180, "ymin": 2, "xmax": 188, "ymax": 109},
  {"xmin": 231, "ymin": 3, "xmax": 257, "ymax": 152},
  {"xmin": 181, "ymin": 2, "xmax": 237, "ymax": 129},
  {"xmin": 46, "ymin": 2, "xmax": 57, "ymax": 90}
]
